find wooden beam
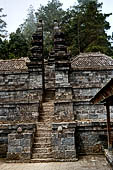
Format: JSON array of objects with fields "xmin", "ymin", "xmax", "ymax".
[{"xmin": 106, "ymin": 104, "xmax": 112, "ymax": 151}]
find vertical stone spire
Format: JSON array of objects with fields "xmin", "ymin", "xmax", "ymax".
[
  {"xmin": 27, "ymin": 20, "xmax": 44, "ymax": 101},
  {"xmin": 53, "ymin": 20, "xmax": 69, "ymax": 60},
  {"xmin": 29, "ymin": 20, "xmax": 43, "ymax": 62}
]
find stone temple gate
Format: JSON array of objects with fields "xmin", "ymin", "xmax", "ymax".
[{"xmin": 0, "ymin": 20, "xmax": 113, "ymax": 162}]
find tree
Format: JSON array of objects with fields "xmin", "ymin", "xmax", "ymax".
[
  {"xmin": 77, "ymin": 0, "xmax": 97, "ymax": 5},
  {"xmin": 0, "ymin": 8, "xmax": 7, "ymax": 38},
  {"xmin": 36, "ymin": 0, "xmax": 65, "ymax": 56},
  {"xmin": 62, "ymin": 1, "xmax": 113, "ymax": 56},
  {"xmin": 36, "ymin": 0, "xmax": 65, "ymax": 33},
  {"xmin": 8, "ymin": 28, "xmax": 28, "ymax": 59},
  {"xmin": 0, "ymin": 38, "xmax": 9, "ymax": 59},
  {"xmin": 20, "ymin": 5, "xmax": 37, "ymax": 43}
]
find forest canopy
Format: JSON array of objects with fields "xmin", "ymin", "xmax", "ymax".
[{"xmin": 0, "ymin": 0, "xmax": 113, "ymax": 60}]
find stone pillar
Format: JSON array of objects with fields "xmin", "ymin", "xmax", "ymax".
[
  {"xmin": 51, "ymin": 21, "xmax": 77, "ymax": 161},
  {"xmin": 45, "ymin": 51, "xmax": 55, "ymax": 91},
  {"xmin": 27, "ymin": 20, "xmax": 44, "ymax": 102},
  {"xmin": 54, "ymin": 20, "xmax": 74, "ymax": 122},
  {"xmin": 52, "ymin": 123, "xmax": 77, "ymax": 161}
]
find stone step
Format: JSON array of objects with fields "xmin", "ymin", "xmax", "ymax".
[
  {"xmin": 42, "ymin": 103, "xmax": 54, "ymax": 106},
  {"xmin": 42, "ymin": 108, "xmax": 54, "ymax": 112},
  {"xmin": 35, "ymin": 133, "xmax": 51, "ymax": 137},
  {"xmin": 33, "ymin": 143, "xmax": 51, "ymax": 148},
  {"xmin": 36, "ymin": 124, "xmax": 51, "ymax": 129},
  {"xmin": 37, "ymin": 121, "xmax": 51, "ymax": 124},
  {"xmin": 42, "ymin": 104, "xmax": 54, "ymax": 107},
  {"xmin": 42, "ymin": 102, "xmax": 54, "ymax": 105},
  {"xmin": 35, "ymin": 133, "xmax": 52, "ymax": 137},
  {"xmin": 34, "ymin": 137, "xmax": 51, "ymax": 143},
  {"xmin": 40, "ymin": 110, "xmax": 54, "ymax": 114},
  {"xmin": 38, "ymin": 120, "xmax": 52, "ymax": 124},
  {"xmin": 31, "ymin": 158, "xmax": 54, "ymax": 163},
  {"xmin": 39, "ymin": 115, "xmax": 53, "ymax": 119},
  {"xmin": 42, "ymin": 105, "xmax": 54, "ymax": 108},
  {"xmin": 35, "ymin": 128, "xmax": 52, "ymax": 132},
  {"xmin": 38, "ymin": 117, "xmax": 53, "ymax": 122},
  {"xmin": 32, "ymin": 100, "xmax": 54, "ymax": 160},
  {"xmin": 33, "ymin": 147, "xmax": 52, "ymax": 153},
  {"xmin": 40, "ymin": 113, "xmax": 54, "ymax": 116},
  {"xmin": 32, "ymin": 153, "xmax": 52, "ymax": 159},
  {"xmin": 39, "ymin": 114, "xmax": 53, "ymax": 118}
]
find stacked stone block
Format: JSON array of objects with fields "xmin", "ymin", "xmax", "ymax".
[
  {"xmin": 52, "ymin": 123, "xmax": 77, "ymax": 160},
  {"xmin": 0, "ymin": 123, "xmax": 36, "ymax": 158},
  {"xmin": 76, "ymin": 121, "xmax": 113, "ymax": 154},
  {"xmin": 27, "ymin": 20, "xmax": 44, "ymax": 101},
  {"xmin": 52, "ymin": 21, "xmax": 76, "ymax": 160},
  {"xmin": 7, "ymin": 133, "xmax": 33, "ymax": 161},
  {"xmin": 54, "ymin": 20, "xmax": 74, "ymax": 122},
  {"xmin": 71, "ymin": 67, "xmax": 113, "ymax": 120}
]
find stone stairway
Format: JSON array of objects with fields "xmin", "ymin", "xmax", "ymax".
[{"xmin": 31, "ymin": 100, "xmax": 54, "ymax": 162}]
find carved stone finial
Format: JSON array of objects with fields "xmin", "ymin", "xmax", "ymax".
[
  {"xmin": 17, "ymin": 127, "xmax": 22, "ymax": 133},
  {"xmin": 54, "ymin": 20, "xmax": 59, "ymax": 32}
]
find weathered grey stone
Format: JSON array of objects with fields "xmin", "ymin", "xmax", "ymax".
[
  {"xmin": 52, "ymin": 123, "xmax": 77, "ymax": 160},
  {"xmin": 7, "ymin": 132, "xmax": 33, "ymax": 160}
]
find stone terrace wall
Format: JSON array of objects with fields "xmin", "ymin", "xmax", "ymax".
[
  {"xmin": 70, "ymin": 70, "xmax": 113, "ymax": 120},
  {"xmin": 0, "ymin": 123, "xmax": 36, "ymax": 158},
  {"xmin": 76, "ymin": 121, "xmax": 113, "ymax": 154},
  {"xmin": 52, "ymin": 122, "xmax": 77, "ymax": 161},
  {"xmin": 0, "ymin": 71, "xmax": 41, "ymax": 123}
]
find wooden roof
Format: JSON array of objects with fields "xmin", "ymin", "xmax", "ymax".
[{"xmin": 90, "ymin": 78, "xmax": 113, "ymax": 105}]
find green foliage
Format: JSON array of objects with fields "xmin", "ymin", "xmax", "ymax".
[
  {"xmin": 20, "ymin": 5, "xmax": 37, "ymax": 43},
  {"xmin": 77, "ymin": 0, "xmax": 97, "ymax": 5},
  {"xmin": 0, "ymin": 38, "xmax": 9, "ymax": 59},
  {"xmin": 0, "ymin": 0, "xmax": 113, "ymax": 60},
  {"xmin": 36, "ymin": 0, "xmax": 65, "ymax": 57},
  {"xmin": 62, "ymin": 1, "xmax": 113, "ymax": 56},
  {"xmin": 36, "ymin": 0, "xmax": 65, "ymax": 33},
  {"xmin": 0, "ymin": 8, "xmax": 7, "ymax": 38},
  {"xmin": 8, "ymin": 28, "xmax": 28, "ymax": 58},
  {"xmin": 0, "ymin": 28, "xmax": 28, "ymax": 60}
]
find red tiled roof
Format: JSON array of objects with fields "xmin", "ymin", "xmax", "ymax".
[
  {"xmin": 71, "ymin": 52, "xmax": 113, "ymax": 70},
  {"xmin": 0, "ymin": 58, "xmax": 29, "ymax": 71}
]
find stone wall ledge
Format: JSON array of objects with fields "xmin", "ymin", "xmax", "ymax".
[
  {"xmin": 77, "ymin": 120, "xmax": 112, "ymax": 126},
  {"xmin": 0, "ymin": 101, "xmax": 40, "ymax": 106},
  {"xmin": 55, "ymin": 100, "xmax": 73, "ymax": 103},
  {"xmin": 0, "ymin": 87, "xmax": 42, "ymax": 92},
  {"xmin": 55, "ymin": 85, "xmax": 72, "ymax": 88},
  {"xmin": 52, "ymin": 120, "xmax": 113, "ymax": 130},
  {"xmin": 72, "ymin": 86, "xmax": 101, "ymax": 89},
  {"xmin": 72, "ymin": 67, "xmax": 113, "ymax": 71},
  {"xmin": 73, "ymin": 101, "xmax": 104, "ymax": 105},
  {"xmin": 0, "ymin": 70, "xmax": 28, "ymax": 75},
  {"xmin": 0, "ymin": 123, "xmax": 36, "ymax": 128},
  {"xmin": 52, "ymin": 122, "xmax": 77, "ymax": 130}
]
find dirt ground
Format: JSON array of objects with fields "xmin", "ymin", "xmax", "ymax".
[{"xmin": 0, "ymin": 155, "xmax": 112, "ymax": 170}]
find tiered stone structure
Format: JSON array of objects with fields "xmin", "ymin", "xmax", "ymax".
[
  {"xmin": 0, "ymin": 20, "xmax": 113, "ymax": 162},
  {"xmin": 27, "ymin": 19, "xmax": 44, "ymax": 101},
  {"xmin": 54, "ymin": 21, "xmax": 74, "ymax": 122},
  {"xmin": 51, "ymin": 21, "xmax": 77, "ymax": 161}
]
